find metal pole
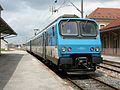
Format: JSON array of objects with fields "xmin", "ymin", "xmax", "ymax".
[
  {"xmin": 52, "ymin": 6, "xmax": 54, "ymax": 15},
  {"xmin": 81, "ymin": 0, "xmax": 83, "ymax": 18},
  {"xmin": 0, "ymin": 33, "xmax": 1, "ymax": 55},
  {"xmin": 34, "ymin": 29, "xmax": 39, "ymax": 36},
  {"xmin": 0, "ymin": 7, "xmax": 1, "ymax": 54}
]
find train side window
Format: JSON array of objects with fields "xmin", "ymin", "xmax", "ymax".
[{"xmin": 52, "ymin": 26, "xmax": 55, "ymax": 36}]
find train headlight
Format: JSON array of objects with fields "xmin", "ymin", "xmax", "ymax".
[
  {"xmin": 62, "ymin": 47, "xmax": 66, "ymax": 52},
  {"xmin": 95, "ymin": 47, "xmax": 100, "ymax": 52}
]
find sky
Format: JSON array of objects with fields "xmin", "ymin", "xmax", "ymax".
[{"xmin": 0, "ymin": 0, "xmax": 120, "ymax": 44}]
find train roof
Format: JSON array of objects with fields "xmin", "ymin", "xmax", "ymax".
[
  {"xmin": 42, "ymin": 14, "xmax": 80, "ymax": 30},
  {"xmin": 34, "ymin": 15, "xmax": 80, "ymax": 35},
  {"xmin": 58, "ymin": 14, "xmax": 79, "ymax": 18},
  {"xmin": 30, "ymin": 14, "xmax": 96, "ymax": 40}
]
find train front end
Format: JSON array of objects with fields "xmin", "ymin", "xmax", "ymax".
[{"xmin": 57, "ymin": 18, "xmax": 103, "ymax": 73}]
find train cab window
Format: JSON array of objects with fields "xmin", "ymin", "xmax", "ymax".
[
  {"xmin": 60, "ymin": 21, "xmax": 78, "ymax": 36},
  {"xmin": 52, "ymin": 26, "xmax": 55, "ymax": 36},
  {"xmin": 79, "ymin": 21, "xmax": 97, "ymax": 37}
]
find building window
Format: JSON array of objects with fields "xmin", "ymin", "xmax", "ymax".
[{"xmin": 100, "ymin": 24, "xmax": 105, "ymax": 29}]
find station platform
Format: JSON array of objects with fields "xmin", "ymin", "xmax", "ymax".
[
  {"xmin": 102, "ymin": 55, "xmax": 120, "ymax": 63},
  {"xmin": 0, "ymin": 50, "xmax": 73, "ymax": 90}
]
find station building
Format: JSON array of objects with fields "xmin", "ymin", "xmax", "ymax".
[
  {"xmin": 87, "ymin": 8, "xmax": 120, "ymax": 56},
  {"xmin": 0, "ymin": 4, "xmax": 17, "ymax": 54},
  {"xmin": 1, "ymin": 39, "xmax": 8, "ymax": 50},
  {"xmin": 100, "ymin": 18, "xmax": 120, "ymax": 56}
]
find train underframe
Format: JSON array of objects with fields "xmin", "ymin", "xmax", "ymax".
[
  {"xmin": 28, "ymin": 50, "xmax": 102, "ymax": 74},
  {"xmin": 58, "ymin": 54, "xmax": 102, "ymax": 73}
]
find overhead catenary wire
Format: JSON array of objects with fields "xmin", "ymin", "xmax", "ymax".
[
  {"xmin": 34, "ymin": 0, "xmax": 68, "ymax": 34},
  {"xmin": 53, "ymin": 0, "xmax": 84, "ymax": 18},
  {"xmin": 52, "ymin": 0, "xmax": 70, "ymax": 13},
  {"xmin": 57, "ymin": 0, "xmax": 69, "ymax": 11}
]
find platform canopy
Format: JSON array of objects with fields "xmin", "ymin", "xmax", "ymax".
[
  {"xmin": 0, "ymin": 5, "xmax": 3, "ymax": 11},
  {"xmin": 0, "ymin": 17, "xmax": 17, "ymax": 38}
]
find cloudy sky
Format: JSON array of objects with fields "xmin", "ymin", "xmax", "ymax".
[{"xmin": 0, "ymin": 0, "xmax": 120, "ymax": 44}]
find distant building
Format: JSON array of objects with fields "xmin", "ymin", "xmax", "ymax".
[
  {"xmin": 87, "ymin": 8, "xmax": 120, "ymax": 29},
  {"xmin": 1, "ymin": 39, "xmax": 8, "ymax": 50}
]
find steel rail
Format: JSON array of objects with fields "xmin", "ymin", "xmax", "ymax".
[
  {"xmin": 97, "ymin": 64, "xmax": 120, "ymax": 73},
  {"xmin": 67, "ymin": 77, "xmax": 84, "ymax": 90},
  {"xmin": 103, "ymin": 60, "xmax": 120, "ymax": 68},
  {"xmin": 90, "ymin": 76, "xmax": 119, "ymax": 90},
  {"xmin": 103, "ymin": 60, "xmax": 120, "ymax": 65},
  {"xmin": 67, "ymin": 76, "xmax": 119, "ymax": 90}
]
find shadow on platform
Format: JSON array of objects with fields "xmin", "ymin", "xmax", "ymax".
[{"xmin": 0, "ymin": 53, "xmax": 24, "ymax": 89}]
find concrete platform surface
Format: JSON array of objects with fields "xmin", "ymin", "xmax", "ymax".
[
  {"xmin": 0, "ymin": 50, "xmax": 73, "ymax": 90},
  {"xmin": 102, "ymin": 55, "xmax": 120, "ymax": 63}
]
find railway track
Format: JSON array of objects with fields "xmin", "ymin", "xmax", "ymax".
[
  {"xmin": 97, "ymin": 65, "xmax": 120, "ymax": 73},
  {"xmin": 67, "ymin": 75, "xmax": 119, "ymax": 90},
  {"xmin": 97, "ymin": 60, "xmax": 120, "ymax": 73},
  {"xmin": 103, "ymin": 60, "xmax": 120, "ymax": 68},
  {"xmin": 31, "ymin": 52, "xmax": 119, "ymax": 90}
]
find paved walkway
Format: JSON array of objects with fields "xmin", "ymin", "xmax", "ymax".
[
  {"xmin": 102, "ymin": 55, "xmax": 120, "ymax": 63},
  {"xmin": 0, "ymin": 50, "xmax": 73, "ymax": 90}
]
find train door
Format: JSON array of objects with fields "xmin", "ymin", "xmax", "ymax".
[
  {"xmin": 51, "ymin": 26, "xmax": 55, "ymax": 57},
  {"xmin": 42, "ymin": 32, "xmax": 46, "ymax": 59},
  {"xmin": 48, "ymin": 26, "xmax": 54, "ymax": 59}
]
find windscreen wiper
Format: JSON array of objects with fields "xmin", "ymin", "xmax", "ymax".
[{"xmin": 62, "ymin": 19, "xmax": 70, "ymax": 27}]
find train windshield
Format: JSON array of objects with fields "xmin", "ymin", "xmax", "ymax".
[
  {"xmin": 79, "ymin": 21, "xmax": 97, "ymax": 37},
  {"xmin": 60, "ymin": 21, "xmax": 78, "ymax": 36},
  {"xmin": 59, "ymin": 20, "xmax": 98, "ymax": 38}
]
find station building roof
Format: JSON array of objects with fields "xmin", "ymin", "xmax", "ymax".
[
  {"xmin": 100, "ymin": 18, "xmax": 120, "ymax": 32},
  {"xmin": 87, "ymin": 8, "xmax": 120, "ymax": 20},
  {"xmin": 0, "ymin": 17, "xmax": 17, "ymax": 38}
]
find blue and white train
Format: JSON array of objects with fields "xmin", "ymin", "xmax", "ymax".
[{"xmin": 25, "ymin": 15, "xmax": 102, "ymax": 74}]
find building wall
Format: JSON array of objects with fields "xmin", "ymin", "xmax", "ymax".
[
  {"xmin": 101, "ymin": 29, "xmax": 120, "ymax": 56},
  {"xmin": 96, "ymin": 19, "xmax": 114, "ymax": 29},
  {"xmin": 1, "ymin": 39, "xmax": 8, "ymax": 50}
]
